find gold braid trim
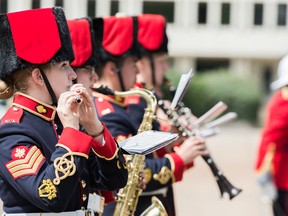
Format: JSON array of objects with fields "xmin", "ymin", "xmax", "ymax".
[
  {"xmin": 38, "ymin": 179, "xmax": 57, "ymax": 200},
  {"xmin": 92, "ymin": 146, "xmax": 119, "ymax": 161},
  {"xmin": 56, "ymin": 144, "xmax": 89, "ymax": 159},
  {"xmin": 53, "ymin": 152, "xmax": 76, "ymax": 185},
  {"xmin": 153, "ymin": 166, "xmax": 173, "ymax": 185},
  {"xmin": 53, "ymin": 144, "xmax": 90, "ymax": 185},
  {"xmin": 164, "ymin": 154, "xmax": 176, "ymax": 183}
]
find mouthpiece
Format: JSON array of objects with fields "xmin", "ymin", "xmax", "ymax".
[{"xmin": 75, "ymin": 95, "xmax": 82, "ymax": 103}]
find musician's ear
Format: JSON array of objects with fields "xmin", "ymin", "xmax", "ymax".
[
  {"xmin": 31, "ymin": 68, "xmax": 44, "ymax": 86},
  {"xmin": 107, "ymin": 62, "xmax": 120, "ymax": 74}
]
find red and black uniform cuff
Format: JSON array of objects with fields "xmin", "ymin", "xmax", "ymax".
[
  {"xmin": 165, "ymin": 152, "xmax": 185, "ymax": 182},
  {"xmin": 185, "ymin": 162, "xmax": 194, "ymax": 170},
  {"xmin": 99, "ymin": 191, "xmax": 115, "ymax": 204},
  {"xmin": 156, "ymin": 147, "xmax": 169, "ymax": 158},
  {"xmin": 57, "ymin": 127, "xmax": 93, "ymax": 158},
  {"xmin": 173, "ymin": 144, "xmax": 194, "ymax": 170},
  {"xmin": 92, "ymin": 124, "xmax": 118, "ymax": 160}
]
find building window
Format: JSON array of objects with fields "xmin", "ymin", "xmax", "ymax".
[
  {"xmin": 263, "ymin": 66, "xmax": 272, "ymax": 94},
  {"xmin": 87, "ymin": 0, "xmax": 96, "ymax": 18},
  {"xmin": 143, "ymin": 1, "xmax": 175, "ymax": 23},
  {"xmin": 0, "ymin": 0, "xmax": 7, "ymax": 13},
  {"xmin": 32, "ymin": 0, "xmax": 40, "ymax": 9},
  {"xmin": 55, "ymin": 0, "xmax": 63, "ymax": 7},
  {"xmin": 198, "ymin": 2, "xmax": 207, "ymax": 24},
  {"xmin": 221, "ymin": 3, "xmax": 230, "ymax": 25},
  {"xmin": 196, "ymin": 58, "xmax": 229, "ymax": 72},
  {"xmin": 110, "ymin": 0, "xmax": 119, "ymax": 16},
  {"xmin": 277, "ymin": 4, "xmax": 287, "ymax": 26},
  {"xmin": 254, "ymin": 3, "xmax": 263, "ymax": 25}
]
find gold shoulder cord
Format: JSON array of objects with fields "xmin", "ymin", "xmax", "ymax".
[{"xmin": 153, "ymin": 166, "xmax": 172, "ymax": 185}]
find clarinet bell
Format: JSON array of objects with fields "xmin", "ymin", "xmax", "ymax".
[{"xmin": 216, "ymin": 176, "xmax": 242, "ymax": 200}]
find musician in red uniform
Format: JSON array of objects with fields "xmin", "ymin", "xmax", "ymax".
[
  {"xmin": 125, "ymin": 14, "xmax": 211, "ymax": 215},
  {"xmin": 92, "ymin": 15, "xmax": 208, "ymax": 216},
  {"xmin": 67, "ymin": 17, "xmax": 125, "ymax": 213},
  {"xmin": 0, "ymin": 7, "xmax": 127, "ymax": 215},
  {"xmin": 255, "ymin": 54, "xmax": 288, "ymax": 216}
]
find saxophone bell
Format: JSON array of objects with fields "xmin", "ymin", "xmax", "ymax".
[{"xmin": 140, "ymin": 196, "xmax": 168, "ymax": 216}]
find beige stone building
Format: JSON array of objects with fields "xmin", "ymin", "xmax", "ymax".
[{"xmin": 2, "ymin": 0, "xmax": 288, "ymax": 94}]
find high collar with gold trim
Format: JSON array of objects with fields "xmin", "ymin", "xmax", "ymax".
[
  {"xmin": 92, "ymin": 91, "xmax": 125, "ymax": 107},
  {"xmin": 12, "ymin": 93, "xmax": 56, "ymax": 121}
]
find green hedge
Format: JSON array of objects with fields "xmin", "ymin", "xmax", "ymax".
[{"xmin": 163, "ymin": 69, "xmax": 262, "ymax": 124}]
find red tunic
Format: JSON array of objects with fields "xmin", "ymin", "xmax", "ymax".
[{"xmin": 255, "ymin": 88, "xmax": 288, "ymax": 190}]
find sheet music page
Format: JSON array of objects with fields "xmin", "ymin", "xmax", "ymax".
[
  {"xmin": 170, "ymin": 68, "xmax": 194, "ymax": 110},
  {"xmin": 119, "ymin": 130, "xmax": 179, "ymax": 155},
  {"xmin": 193, "ymin": 101, "xmax": 227, "ymax": 127}
]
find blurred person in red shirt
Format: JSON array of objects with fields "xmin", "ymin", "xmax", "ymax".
[{"xmin": 255, "ymin": 54, "xmax": 288, "ymax": 216}]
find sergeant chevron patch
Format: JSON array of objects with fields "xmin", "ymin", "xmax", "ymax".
[{"xmin": 5, "ymin": 146, "xmax": 45, "ymax": 180}]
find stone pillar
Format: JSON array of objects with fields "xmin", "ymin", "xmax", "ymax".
[
  {"xmin": 233, "ymin": 0, "xmax": 250, "ymax": 29},
  {"xmin": 264, "ymin": 1, "xmax": 277, "ymax": 29},
  {"xmin": 8, "ymin": 0, "xmax": 31, "ymax": 12},
  {"xmin": 96, "ymin": 0, "xmax": 111, "ymax": 17},
  {"xmin": 119, "ymin": 0, "xmax": 141, "ymax": 15},
  {"xmin": 41, "ymin": 0, "xmax": 55, "ymax": 8},
  {"xmin": 174, "ymin": 0, "xmax": 192, "ymax": 27},
  {"xmin": 64, "ymin": 0, "xmax": 87, "ymax": 19},
  {"xmin": 173, "ymin": 57, "xmax": 196, "ymax": 75},
  {"xmin": 230, "ymin": 58, "xmax": 253, "ymax": 78},
  {"xmin": 207, "ymin": 0, "xmax": 220, "ymax": 28}
]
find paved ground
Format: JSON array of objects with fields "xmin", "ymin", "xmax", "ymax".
[
  {"xmin": 173, "ymin": 121, "xmax": 272, "ymax": 216},
  {"xmin": 0, "ymin": 121, "xmax": 272, "ymax": 215}
]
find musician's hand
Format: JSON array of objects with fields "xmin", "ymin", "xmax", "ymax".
[
  {"xmin": 175, "ymin": 136, "xmax": 209, "ymax": 165},
  {"xmin": 156, "ymin": 105, "xmax": 172, "ymax": 132},
  {"xmin": 177, "ymin": 114, "xmax": 198, "ymax": 131},
  {"xmin": 70, "ymin": 84, "xmax": 104, "ymax": 139},
  {"xmin": 139, "ymin": 171, "xmax": 146, "ymax": 190},
  {"xmin": 57, "ymin": 90, "xmax": 80, "ymax": 130}
]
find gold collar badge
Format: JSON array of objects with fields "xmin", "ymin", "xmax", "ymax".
[{"xmin": 36, "ymin": 105, "xmax": 47, "ymax": 114}]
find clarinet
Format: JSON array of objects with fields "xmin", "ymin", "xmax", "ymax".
[{"xmin": 158, "ymin": 78, "xmax": 242, "ymax": 200}]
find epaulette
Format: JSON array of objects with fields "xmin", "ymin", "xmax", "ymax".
[
  {"xmin": 1, "ymin": 106, "xmax": 23, "ymax": 124},
  {"xmin": 94, "ymin": 97, "xmax": 115, "ymax": 117},
  {"xmin": 124, "ymin": 95, "xmax": 140, "ymax": 105}
]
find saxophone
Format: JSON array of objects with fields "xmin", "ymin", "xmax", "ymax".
[{"xmin": 94, "ymin": 86, "xmax": 168, "ymax": 216}]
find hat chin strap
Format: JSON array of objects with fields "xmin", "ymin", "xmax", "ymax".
[
  {"xmin": 114, "ymin": 62, "xmax": 126, "ymax": 92},
  {"xmin": 148, "ymin": 54, "xmax": 156, "ymax": 86},
  {"xmin": 39, "ymin": 67, "xmax": 58, "ymax": 106}
]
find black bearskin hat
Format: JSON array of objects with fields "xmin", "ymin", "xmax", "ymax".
[
  {"xmin": 136, "ymin": 14, "xmax": 168, "ymax": 56},
  {"xmin": 92, "ymin": 15, "xmax": 138, "ymax": 65},
  {"xmin": 68, "ymin": 17, "xmax": 97, "ymax": 68},
  {"xmin": 0, "ymin": 7, "xmax": 74, "ymax": 99}
]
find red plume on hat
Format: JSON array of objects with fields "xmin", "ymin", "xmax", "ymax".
[
  {"xmin": 0, "ymin": 7, "xmax": 74, "ymax": 82},
  {"xmin": 92, "ymin": 15, "xmax": 138, "ymax": 64},
  {"xmin": 136, "ymin": 14, "xmax": 168, "ymax": 55},
  {"xmin": 68, "ymin": 17, "xmax": 97, "ymax": 68}
]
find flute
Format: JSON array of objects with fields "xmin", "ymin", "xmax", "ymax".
[{"xmin": 75, "ymin": 94, "xmax": 82, "ymax": 103}]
